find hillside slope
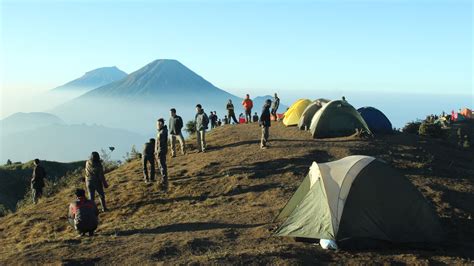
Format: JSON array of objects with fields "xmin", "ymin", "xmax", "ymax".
[
  {"xmin": 0, "ymin": 123, "xmax": 473, "ymax": 264},
  {"xmin": 0, "ymin": 160, "xmax": 85, "ymax": 212}
]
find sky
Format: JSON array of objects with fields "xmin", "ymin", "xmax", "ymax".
[{"xmin": 0, "ymin": 0, "xmax": 472, "ymax": 118}]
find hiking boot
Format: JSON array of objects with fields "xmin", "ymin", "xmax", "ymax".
[
  {"xmin": 260, "ymin": 146, "xmax": 267, "ymax": 149},
  {"xmin": 88, "ymin": 231, "xmax": 94, "ymax": 237}
]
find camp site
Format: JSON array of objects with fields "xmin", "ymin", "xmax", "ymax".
[{"xmin": 1, "ymin": 0, "xmax": 472, "ymax": 264}]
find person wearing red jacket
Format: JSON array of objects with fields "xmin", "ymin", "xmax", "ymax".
[
  {"xmin": 68, "ymin": 188, "xmax": 99, "ymax": 237},
  {"xmin": 242, "ymin": 94, "xmax": 253, "ymax": 123}
]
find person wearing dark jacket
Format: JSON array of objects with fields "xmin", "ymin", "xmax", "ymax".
[
  {"xmin": 142, "ymin": 138, "xmax": 155, "ymax": 183},
  {"xmin": 226, "ymin": 99, "xmax": 239, "ymax": 124},
  {"xmin": 195, "ymin": 104, "xmax": 209, "ymax": 153},
  {"xmin": 85, "ymin": 152, "xmax": 108, "ymax": 212},
  {"xmin": 156, "ymin": 118, "xmax": 169, "ymax": 190},
  {"xmin": 169, "ymin": 108, "xmax": 186, "ymax": 157},
  {"xmin": 259, "ymin": 99, "xmax": 272, "ymax": 149},
  {"xmin": 68, "ymin": 188, "xmax": 99, "ymax": 237},
  {"xmin": 31, "ymin": 159, "xmax": 46, "ymax": 204},
  {"xmin": 271, "ymin": 93, "xmax": 280, "ymax": 117},
  {"xmin": 252, "ymin": 112, "xmax": 259, "ymax": 123}
]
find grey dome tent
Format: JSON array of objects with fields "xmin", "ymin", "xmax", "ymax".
[
  {"xmin": 298, "ymin": 98, "xmax": 330, "ymax": 130},
  {"xmin": 274, "ymin": 156, "xmax": 443, "ymax": 247},
  {"xmin": 309, "ymin": 100, "xmax": 371, "ymax": 138}
]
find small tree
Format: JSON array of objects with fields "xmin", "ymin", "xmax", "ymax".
[
  {"xmin": 123, "ymin": 145, "xmax": 142, "ymax": 163},
  {"xmin": 185, "ymin": 120, "xmax": 196, "ymax": 135},
  {"xmin": 100, "ymin": 148, "xmax": 119, "ymax": 173}
]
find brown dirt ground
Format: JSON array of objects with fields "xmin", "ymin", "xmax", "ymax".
[{"xmin": 0, "ymin": 122, "xmax": 473, "ymax": 265}]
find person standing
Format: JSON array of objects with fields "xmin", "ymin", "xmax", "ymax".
[
  {"xmin": 85, "ymin": 152, "xmax": 108, "ymax": 212},
  {"xmin": 31, "ymin": 159, "xmax": 46, "ymax": 204},
  {"xmin": 195, "ymin": 104, "xmax": 209, "ymax": 153},
  {"xmin": 209, "ymin": 111, "xmax": 217, "ymax": 129},
  {"xmin": 271, "ymin": 93, "xmax": 280, "ymax": 118},
  {"xmin": 68, "ymin": 188, "xmax": 99, "ymax": 237},
  {"xmin": 226, "ymin": 99, "xmax": 238, "ymax": 124},
  {"xmin": 156, "ymin": 118, "xmax": 169, "ymax": 191},
  {"xmin": 169, "ymin": 108, "xmax": 186, "ymax": 157},
  {"xmin": 259, "ymin": 99, "xmax": 272, "ymax": 149},
  {"xmin": 242, "ymin": 94, "xmax": 253, "ymax": 123},
  {"xmin": 142, "ymin": 138, "xmax": 155, "ymax": 183}
]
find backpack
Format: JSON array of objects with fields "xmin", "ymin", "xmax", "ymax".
[
  {"xmin": 203, "ymin": 114, "xmax": 210, "ymax": 128},
  {"xmin": 176, "ymin": 116, "xmax": 183, "ymax": 130}
]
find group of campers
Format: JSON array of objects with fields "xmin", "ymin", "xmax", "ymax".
[{"xmin": 29, "ymin": 93, "xmax": 281, "ymax": 237}]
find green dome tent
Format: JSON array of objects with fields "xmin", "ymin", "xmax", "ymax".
[
  {"xmin": 309, "ymin": 100, "xmax": 371, "ymax": 138},
  {"xmin": 298, "ymin": 98, "xmax": 330, "ymax": 131},
  {"xmin": 274, "ymin": 156, "xmax": 443, "ymax": 248}
]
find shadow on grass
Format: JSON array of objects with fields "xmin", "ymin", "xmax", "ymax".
[{"xmin": 110, "ymin": 222, "xmax": 264, "ymax": 237}]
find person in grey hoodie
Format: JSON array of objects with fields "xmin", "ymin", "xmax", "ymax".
[
  {"xmin": 156, "ymin": 118, "xmax": 169, "ymax": 191},
  {"xmin": 259, "ymin": 99, "xmax": 272, "ymax": 149},
  {"xmin": 168, "ymin": 108, "xmax": 186, "ymax": 157},
  {"xmin": 195, "ymin": 104, "xmax": 209, "ymax": 152}
]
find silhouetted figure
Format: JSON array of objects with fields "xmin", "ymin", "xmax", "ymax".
[
  {"xmin": 156, "ymin": 118, "xmax": 169, "ymax": 191},
  {"xmin": 223, "ymin": 115, "xmax": 229, "ymax": 125},
  {"xmin": 259, "ymin": 99, "xmax": 272, "ymax": 149},
  {"xmin": 31, "ymin": 159, "xmax": 46, "ymax": 204},
  {"xmin": 85, "ymin": 152, "xmax": 108, "ymax": 212},
  {"xmin": 209, "ymin": 111, "xmax": 218, "ymax": 129},
  {"xmin": 226, "ymin": 99, "xmax": 238, "ymax": 124},
  {"xmin": 142, "ymin": 138, "xmax": 155, "ymax": 183},
  {"xmin": 169, "ymin": 108, "xmax": 186, "ymax": 157},
  {"xmin": 68, "ymin": 188, "xmax": 99, "ymax": 237},
  {"xmin": 252, "ymin": 112, "xmax": 259, "ymax": 123}
]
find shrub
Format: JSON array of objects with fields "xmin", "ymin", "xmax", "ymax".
[
  {"xmin": 0, "ymin": 204, "xmax": 10, "ymax": 217},
  {"xmin": 100, "ymin": 148, "xmax": 120, "ymax": 173},
  {"xmin": 418, "ymin": 122, "xmax": 445, "ymax": 139},
  {"xmin": 16, "ymin": 168, "xmax": 83, "ymax": 210},
  {"xmin": 403, "ymin": 121, "xmax": 421, "ymax": 134},
  {"xmin": 185, "ymin": 120, "xmax": 196, "ymax": 135},
  {"xmin": 123, "ymin": 145, "xmax": 142, "ymax": 163}
]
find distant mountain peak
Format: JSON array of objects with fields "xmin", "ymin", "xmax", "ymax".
[
  {"xmin": 52, "ymin": 66, "xmax": 128, "ymax": 93},
  {"xmin": 78, "ymin": 58, "xmax": 231, "ymax": 99}
]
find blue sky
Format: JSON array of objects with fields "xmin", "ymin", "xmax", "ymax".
[{"xmin": 1, "ymin": 0, "xmax": 472, "ymax": 99}]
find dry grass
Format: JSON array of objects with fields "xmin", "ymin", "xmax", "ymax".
[{"xmin": 0, "ymin": 122, "xmax": 473, "ymax": 264}]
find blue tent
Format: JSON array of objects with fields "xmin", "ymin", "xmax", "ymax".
[{"xmin": 357, "ymin": 107, "xmax": 393, "ymax": 135}]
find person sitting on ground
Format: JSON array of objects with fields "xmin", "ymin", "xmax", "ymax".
[
  {"xmin": 156, "ymin": 118, "xmax": 169, "ymax": 191},
  {"xmin": 226, "ymin": 99, "xmax": 238, "ymax": 124},
  {"xmin": 223, "ymin": 115, "xmax": 229, "ymax": 125},
  {"xmin": 242, "ymin": 94, "xmax": 253, "ymax": 123},
  {"xmin": 169, "ymin": 108, "xmax": 186, "ymax": 157},
  {"xmin": 68, "ymin": 188, "xmax": 99, "ymax": 237},
  {"xmin": 85, "ymin": 152, "xmax": 108, "ymax": 212},
  {"xmin": 195, "ymin": 104, "xmax": 209, "ymax": 153},
  {"xmin": 142, "ymin": 138, "xmax": 155, "ymax": 183},
  {"xmin": 217, "ymin": 119, "xmax": 222, "ymax": 127},
  {"xmin": 259, "ymin": 99, "xmax": 272, "ymax": 149},
  {"xmin": 252, "ymin": 112, "xmax": 259, "ymax": 123},
  {"xmin": 31, "ymin": 158, "xmax": 46, "ymax": 204}
]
